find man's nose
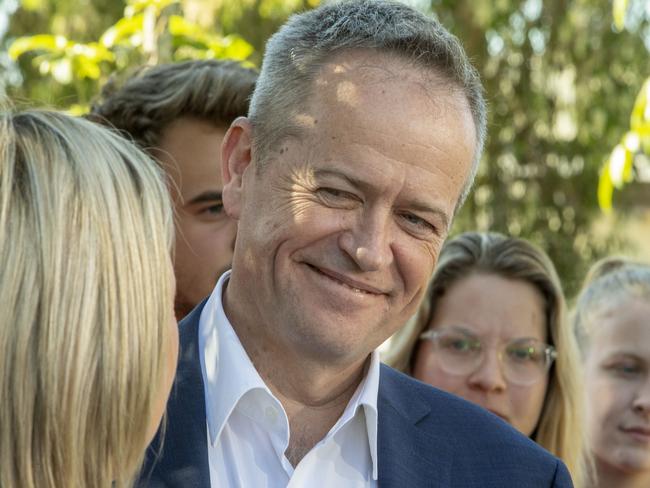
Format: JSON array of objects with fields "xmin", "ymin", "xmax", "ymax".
[
  {"xmin": 338, "ymin": 209, "xmax": 393, "ymax": 272},
  {"xmin": 467, "ymin": 350, "xmax": 507, "ymax": 392}
]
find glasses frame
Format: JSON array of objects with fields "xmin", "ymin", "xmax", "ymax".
[{"xmin": 419, "ymin": 328, "xmax": 557, "ymax": 386}]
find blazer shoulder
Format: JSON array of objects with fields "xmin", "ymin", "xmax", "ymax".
[{"xmin": 378, "ymin": 364, "xmax": 572, "ymax": 487}]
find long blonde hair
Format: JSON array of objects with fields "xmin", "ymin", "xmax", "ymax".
[
  {"xmin": 384, "ymin": 232, "xmax": 587, "ymax": 487},
  {"xmin": 0, "ymin": 107, "xmax": 174, "ymax": 487}
]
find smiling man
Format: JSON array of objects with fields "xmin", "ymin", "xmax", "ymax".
[
  {"xmin": 139, "ymin": 2, "xmax": 574, "ymax": 487},
  {"xmin": 90, "ymin": 60, "xmax": 257, "ymax": 320}
]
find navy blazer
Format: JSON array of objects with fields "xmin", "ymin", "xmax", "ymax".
[{"xmin": 137, "ymin": 300, "xmax": 573, "ymax": 487}]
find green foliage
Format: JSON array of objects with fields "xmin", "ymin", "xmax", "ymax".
[
  {"xmin": 597, "ymin": 1, "xmax": 650, "ymax": 214},
  {"xmin": 431, "ymin": 0, "xmax": 649, "ymax": 295},
  {"xmin": 599, "ymin": 78, "xmax": 650, "ymax": 213},
  {"xmin": 4, "ymin": 0, "xmax": 649, "ymax": 296},
  {"xmin": 6, "ymin": 0, "xmax": 253, "ymax": 108}
]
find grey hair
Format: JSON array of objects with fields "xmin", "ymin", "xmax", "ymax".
[
  {"xmin": 573, "ymin": 257, "xmax": 650, "ymax": 355},
  {"xmin": 249, "ymin": 0, "xmax": 487, "ymax": 208}
]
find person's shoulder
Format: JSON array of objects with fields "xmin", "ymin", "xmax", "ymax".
[{"xmin": 379, "ymin": 364, "xmax": 567, "ymax": 474}]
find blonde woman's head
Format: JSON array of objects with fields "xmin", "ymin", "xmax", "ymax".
[
  {"xmin": 574, "ymin": 258, "xmax": 650, "ymax": 486},
  {"xmin": 0, "ymin": 106, "xmax": 177, "ymax": 488},
  {"xmin": 384, "ymin": 231, "xmax": 587, "ymax": 486}
]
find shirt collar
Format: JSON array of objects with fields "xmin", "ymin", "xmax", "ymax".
[
  {"xmin": 199, "ymin": 270, "xmax": 380, "ymax": 479},
  {"xmin": 199, "ymin": 271, "xmax": 275, "ymax": 445},
  {"xmin": 341, "ymin": 348, "xmax": 380, "ymax": 480}
]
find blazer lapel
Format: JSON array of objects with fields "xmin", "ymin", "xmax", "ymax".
[
  {"xmin": 377, "ymin": 365, "xmax": 454, "ymax": 488},
  {"xmin": 139, "ymin": 300, "xmax": 211, "ymax": 487}
]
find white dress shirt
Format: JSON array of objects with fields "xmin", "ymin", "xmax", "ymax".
[{"xmin": 199, "ymin": 272, "xmax": 380, "ymax": 487}]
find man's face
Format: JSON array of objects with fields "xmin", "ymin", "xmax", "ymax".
[
  {"xmin": 156, "ymin": 117, "xmax": 236, "ymax": 320},
  {"xmin": 225, "ymin": 51, "xmax": 476, "ymax": 365}
]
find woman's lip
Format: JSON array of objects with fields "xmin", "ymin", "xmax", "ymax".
[{"xmin": 621, "ymin": 426, "xmax": 650, "ymax": 442}]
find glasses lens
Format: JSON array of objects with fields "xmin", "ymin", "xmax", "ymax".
[
  {"xmin": 503, "ymin": 340, "xmax": 551, "ymax": 385},
  {"xmin": 434, "ymin": 331, "xmax": 482, "ymax": 376}
]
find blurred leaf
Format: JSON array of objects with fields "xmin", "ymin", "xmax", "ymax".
[
  {"xmin": 169, "ymin": 15, "xmax": 253, "ymax": 60},
  {"xmin": 608, "ymin": 144, "xmax": 632, "ymax": 188},
  {"xmin": 598, "ymin": 163, "xmax": 614, "ymax": 213},
  {"xmin": 259, "ymin": 0, "xmax": 303, "ymax": 20},
  {"xmin": 19, "ymin": 0, "xmax": 46, "ymax": 11},
  {"xmin": 73, "ymin": 57, "xmax": 101, "ymax": 79},
  {"xmin": 207, "ymin": 35, "xmax": 253, "ymax": 60},
  {"xmin": 51, "ymin": 57, "xmax": 72, "ymax": 84},
  {"xmin": 127, "ymin": 0, "xmax": 179, "ymax": 16},
  {"xmin": 9, "ymin": 34, "xmax": 68, "ymax": 60},
  {"xmin": 630, "ymin": 77, "xmax": 650, "ymax": 133},
  {"xmin": 612, "ymin": 0, "xmax": 629, "ymax": 31},
  {"xmin": 168, "ymin": 14, "xmax": 207, "ymax": 41},
  {"xmin": 70, "ymin": 42, "xmax": 115, "ymax": 63},
  {"xmin": 66, "ymin": 103, "xmax": 90, "ymax": 116},
  {"xmin": 100, "ymin": 15, "xmax": 145, "ymax": 48}
]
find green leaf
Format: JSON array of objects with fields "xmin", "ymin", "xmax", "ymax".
[
  {"xmin": 8, "ymin": 35, "xmax": 67, "ymax": 60},
  {"xmin": 612, "ymin": 0, "xmax": 628, "ymax": 31},
  {"xmin": 100, "ymin": 15, "xmax": 145, "ymax": 48},
  {"xmin": 168, "ymin": 14, "xmax": 207, "ymax": 40},
  {"xmin": 127, "ymin": 0, "xmax": 179, "ymax": 16},
  {"xmin": 73, "ymin": 57, "xmax": 102, "ymax": 80},
  {"xmin": 598, "ymin": 163, "xmax": 614, "ymax": 213},
  {"xmin": 608, "ymin": 144, "xmax": 629, "ymax": 188},
  {"xmin": 20, "ymin": 0, "xmax": 46, "ymax": 12},
  {"xmin": 51, "ymin": 57, "xmax": 73, "ymax": 84},
  {"xmin": 67, "ymin": 104, "xmax": 90, "ymax": 116},
  {"xmin": 630, "ymin": 77, "xmax": 650, "ymax": 131},
  {"xmin": 209, "ymin": 35, "xmax": 254, "ymax": 60}
]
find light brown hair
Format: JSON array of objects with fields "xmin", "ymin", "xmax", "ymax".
[{"xmin": 89, "ymin": 59, "xmax": 257, "ymax": 151}]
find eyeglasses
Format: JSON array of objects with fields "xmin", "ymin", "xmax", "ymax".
[{"xmin": 419, "ymin": 328, "xmax": 557, "ymax": 386}]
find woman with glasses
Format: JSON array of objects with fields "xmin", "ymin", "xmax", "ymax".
[
  {"xmin": 574, "ymin": 258, "xmax": 650, "ymax": 488},
  {"xmin": 384, "ymin": 231, "xmax": 586, "ymax": 486}
]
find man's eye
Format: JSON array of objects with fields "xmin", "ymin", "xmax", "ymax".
[
  {"xmin": 316, "ymin": 187, "xmax": 358, "ymax": 204},
  {"xmin": 399, "ymin": 212, "xmax": 436, "ymax": 235}
]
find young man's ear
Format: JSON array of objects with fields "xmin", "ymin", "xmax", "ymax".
[{"xmin": 221, "ymin": 117, "xmax": 253, "ymax": 220}]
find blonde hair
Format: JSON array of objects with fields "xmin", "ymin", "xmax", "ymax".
[
  {"xmin": 574, "ymin": 257, "xmax": 650, "ymax": 354},
  {"xmin": 384, "ymin": 232, "xmax": 587, "ymax": 486},
  {"xmin": 0, "ymin": 106, "xmax": 174, "ymax": 488}
]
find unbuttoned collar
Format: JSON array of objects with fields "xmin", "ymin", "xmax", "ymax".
[{"xmin": 198, "ymin": 270, "xmax": 380, "ymax": 480}]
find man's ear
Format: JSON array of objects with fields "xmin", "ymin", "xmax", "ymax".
[{"xmin": 221, "ymin": 117, "xmax": 253, "ymax": 220}]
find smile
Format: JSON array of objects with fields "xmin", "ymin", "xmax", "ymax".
[{"xmin": 306, "ymin": 264, "xmax": 386, "ymax": 296}]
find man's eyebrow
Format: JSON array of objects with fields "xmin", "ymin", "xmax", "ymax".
[
  {"xmin": 186, "ymin": 191, "xmax": 223, "ymax": 205},
  {"xmin": 313, "ymin": 168, "xmax": 450, "ymax": 230}
]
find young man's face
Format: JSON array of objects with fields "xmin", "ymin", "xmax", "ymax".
[{"xmin": 155, "ymin": 117, "xmax": 237, "ymax": 320}]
